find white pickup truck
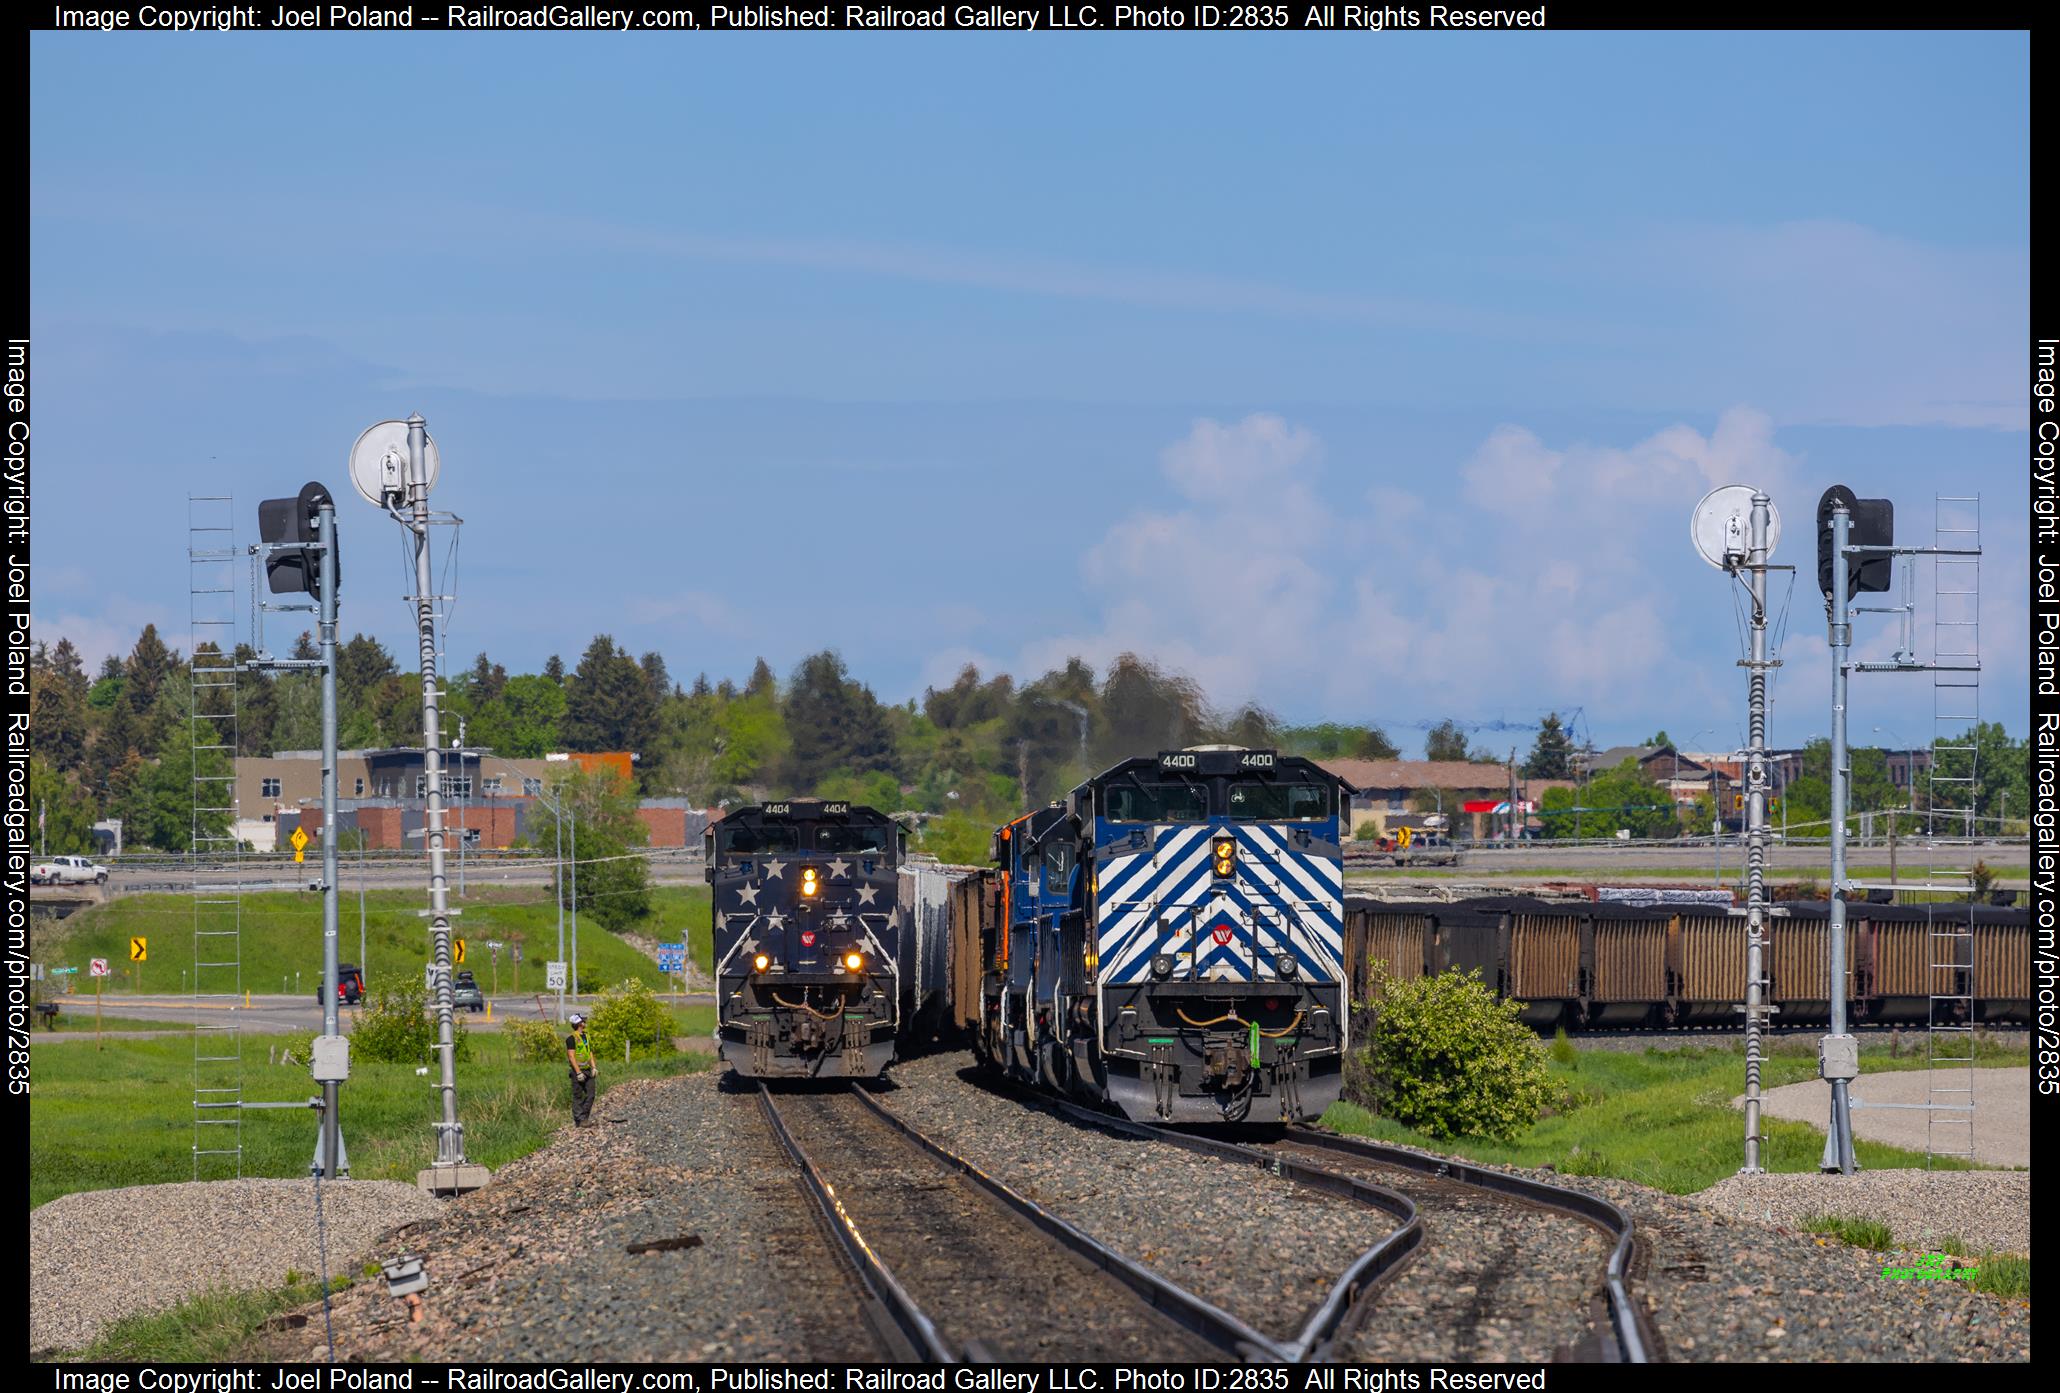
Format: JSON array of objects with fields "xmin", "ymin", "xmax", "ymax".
[{"xmin": 30, "ymin": 855, "xmax": 108, "ymax": 886}]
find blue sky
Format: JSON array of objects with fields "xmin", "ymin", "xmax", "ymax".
[{"xmin": 30, "ymin": 31, "xmax": 2030, "ymax": 754}]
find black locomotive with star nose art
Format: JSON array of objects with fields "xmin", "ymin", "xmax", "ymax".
[{"xmin": 705, "ymin": 799, "xmax": 908, "ymax": 1078}]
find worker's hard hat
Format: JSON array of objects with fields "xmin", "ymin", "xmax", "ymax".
[{"xmin": 569, "ymin": 1013, "xmax": 585, "ymax": 1025}]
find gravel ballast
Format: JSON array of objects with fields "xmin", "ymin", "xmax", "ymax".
[
  {"xmin": 283, "ymin": 1074, "xmax": 881, "ymax": 1363},
  {"xmin": 876, "ymin": 1052, "xmax": 1400, "ymax": 1342},
  {"xmin": 1694, "ymin": 1169, "xmax": 2031, "ymax": 1257},
  {"xmin": 30, "ymin": 1178, "xmax": 443, "ymax": 1355},
  {"xmin": 1393, "ymin": 1155, "xmax": 2033, "ymax": 1362}
]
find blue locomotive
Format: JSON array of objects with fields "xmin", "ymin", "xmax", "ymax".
[
  {"xmin": 705, "ymin": 799, "xmax": 908, "ymax": 1078},
  {"xmin": 965, "ymin": 748, "xmax": 1352, "ymax": 1123}
]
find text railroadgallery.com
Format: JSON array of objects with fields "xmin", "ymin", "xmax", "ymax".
[
  {"xmin": 44, "ymin": 5, "xmax": 1556, "ymax": 32},
  {"xmin": 45, "ymin": 1368, "xmax": 1570, "ymax": 1393}
]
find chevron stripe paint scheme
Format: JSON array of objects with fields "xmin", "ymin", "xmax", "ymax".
[{"xmin": 1095, "ymin": 818, "xmax": 1342, "ymax": 985}]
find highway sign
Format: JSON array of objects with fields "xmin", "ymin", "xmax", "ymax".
[
  {"xmin": 130, "ymin": 937, "xmax": 148, "ymax": 962},
  {"xmin": 290, "ymin": 825, "xmax": 309, "ymax": 850},
  {"xmin": 657, "ymin": 950, "xmax": 683, "ymax": 973},
  {"xmin": 546, "ymin": 961, "xmax": 567, "ymax": 990},
  {"xmin": 454, "ymin": 939, "xmax": 467, "ymax": 966},
  {"xmin": 90, "ymin": 959, "xmax": 110, "ymax": 978}
]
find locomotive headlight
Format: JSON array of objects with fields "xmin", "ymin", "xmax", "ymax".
[
  {"xmin": 801, "ymin": 867, "xmax": 820, "ymax": 897},
  {"xmin": 1275, "ymin": 952, "xmax": 1299, "ymax": 979},
  {"xmin": 1151, "ymin": 954, "xmax": 1175, "ymax": 980},
  {"xmin": 752, "ymin": 953, "xmax": 771, "ymax": 973},
  {"xmin": 843, "ymin": 951, "xmax": 865, "ymax": 973},
  {"xmin": 1211, "ymin": 839, "xmax": 1236, "ymax": 879}
]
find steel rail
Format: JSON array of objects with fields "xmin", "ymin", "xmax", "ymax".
[
  {"xmin": 991, "ymin": 1081, "xmax": 1424, "ymax": 1363},
  {"xmin": 848, "ymin": 1083, "xmax": 1288, "ymax": 1362},
  {"xmin": 1287, "ymin": 1125, "xmax": 1652, "ymax": 1363},
  {"xmin": 755, "ymin": 1084, "xmax": 954, "ymax": 1363}
]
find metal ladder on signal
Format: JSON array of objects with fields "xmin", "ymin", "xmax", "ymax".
[
  {"xmin": 189, "ymin": 496, "xmax": 244, "ymax": 1178},
  {"xmin": 1923, "ymin": 495, "xmax": 1980, "ymax": 1172}
]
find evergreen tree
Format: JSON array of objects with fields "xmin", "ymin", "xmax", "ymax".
[
  {"xmin": 233, "ymin": 643, "xmax": 278, "ymax": 756},
  {"xmin": 561, "ymin": 635, "xmax": 659, "ymax": 754},
  {"xmin": 639, "ymin": 651, "xmax": 671, "ymax": 699},
  {"xmin": 543, "ymin": 654, "xmax": 565, "ymax": 684},
  {"xmin": 49, "ymin": 638, "xmax": 89, "ymax": 700},
  {"xmin": 690, "ymin": 672, "xmax": 712, "ymax": 699},
  {"xmin": 1095, "ymin": 654, "xmax": 1205, "ymax": 766},
  {"xmin": 1424, "ymin": 720, "xmax": 1471, "ymax": 762},
  {"xmin": 745, "ymin": 657, "xmax": 777, "ymax": 699},
  {"xmin": 30, "ymin": 672, "xmax": 88, "ymax": 772},
  {"xmin": 124, "ymin": 624, "xmax": 177, "ymax": 713},
  {"xmin": 1523, "ymin": 712, "xmax": 1576, "ymax": 779},
  {"xmin": 781, "ymin": 650, "xmax": 896, "ymax": 788},
  {"xmin": 1217, "ymin": 704, "xmax": 1279, "ymax": 749}
]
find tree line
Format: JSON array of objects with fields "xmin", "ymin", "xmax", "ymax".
[{"xmin": 29, "ymin": 625, "xmax": 2025, "ymax": 856}]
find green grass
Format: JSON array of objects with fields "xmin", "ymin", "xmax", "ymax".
[
  {"xmin": 36, "ymin": 885, "xmax": 713, "ymax": 997},
  {"xmin": 1322, "ymin": 1039, "xmax": 2028, "ymax": 1195},
  {"xmin": 1968, "ymin": 1252, "xmax": 2031, "ymax": 1300},
  {"xmin": 28, "ymin": 1029, "xmax": 712, "ymax": 1209},
  {"xmin": 41, "ymin": 1012, "xmax": 189, "ymax": 1033},
  {"xmin": 1802, "ymin": 1213, "xmax": 1896, "ymax": 1250},
  {"xmin": 56, "ymin": 1274, "xmax": 353, "ymax": 1361}
]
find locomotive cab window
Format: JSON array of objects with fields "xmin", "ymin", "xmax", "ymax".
[
  {"xmin": 814, "ymin": 824, "xmax": 893, "ymax": 854},
  {"xmin": 1227, "ymin": 782, "xmax": 1332, "ymax": 820},
  {"xmin": 1104, "ymin": 783, "xmax": 1209, "ymax": 824},
  {"xmin": 718, "ymin": 824, "xmax": 801, "ymax": 856},
  {"xmin": 1042, "ymin": 841, "xmax": 1075, "ymax": 892}
]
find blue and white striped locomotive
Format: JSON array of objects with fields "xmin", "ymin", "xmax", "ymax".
[
  {"xmin": 706, "ymin": 799, "xmax": 908, "ymax": 1079},
  {"xmin": 969, "ymin": 748, "xmax": 1351, "ymax": 1123}
]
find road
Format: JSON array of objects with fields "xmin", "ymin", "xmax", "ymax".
[{"xmin": 31, "ymin": 992, "xmax": 717, "ymax": 1035}]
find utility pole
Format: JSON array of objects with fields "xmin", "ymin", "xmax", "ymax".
[
  {"xmin": 1690, "ymin": 485, "xmax": 1785, "ymax": 1173},
  {"xmin": 347, "ymin": 415, "xmax": 484, "ymax": 1193},
  {"xmin": 1823, "ymin": 502, "xmax": 1860, "ymax": 1173},
  {"xmin": 315, "ymin": 497, "xmax": 345, "ymax": 1179},
  {"xmin": 1738, "ymin": 492, "xmax": 1775, "ymax": 1173}
]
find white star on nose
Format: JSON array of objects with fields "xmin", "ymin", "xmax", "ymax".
[
  {"xmin": 763, "ymin": 858, "xmax": 786, "ymax": 880},
  {"xmin": 854, "ymin": 883, "xmax": 878, "ymax": 906},
  {"xmin": 766, "ymin": 911, "xmax": 785, "ymax": 930},
  {"xmin": 737, "ymin": 884, "xmax": 760, "ymax": 906},
  {"xmin": 827, "ymin": 857, "xmax": 852, "ymax": 879}
]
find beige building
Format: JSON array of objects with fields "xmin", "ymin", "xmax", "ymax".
[
  {"xmin": 1319, "ymin": 759, "xmax": 1577, "ymax": 840},
  {"xmin": 233, "ymin": 749, "xmax": 559, "ymax": 851}
]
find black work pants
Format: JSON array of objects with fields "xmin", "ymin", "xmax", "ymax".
[{"xmin": 570, "ymin": 1069, "xmax": 596, "ymax": 1123}]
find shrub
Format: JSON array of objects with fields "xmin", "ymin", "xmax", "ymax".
[
  {"xmin": 1549, "ymin": 1027, "xmax": 1578, "ymax": 1070},
  {"xmin": 1801, "ymin": 1213, "xmax": 1895, "ymax": 1251},
  {"xmin": 1350, "ymin": 967, "xmax": 1559, "ymax": 1142},
  {"xmin": 508, "ymin": 1019, "xmax": 565, "ymax": 1065},
  {"xmin": 1353, "ymin": 822, "xmax": 1381, "ymax": 841},
  {"xmin": 586, "ymin": 978, "xmax": 675, "ymax": 1062},
  {"xmin": 349, "ymin": 973, "xmax": 471, "ymax": 1065}
]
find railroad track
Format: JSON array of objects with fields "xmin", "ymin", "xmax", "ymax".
[
  {"xmin": 1263, "ymin": 1129, "xmax": 1650, "ymax": 1362},
  {"xmin": 993, "ymin": 1084, "xmax": 1650, "ymax": 1364},
  {"xmin": 755, "ymin": 1083, "xmax": 1285, "ymax": 1361}
]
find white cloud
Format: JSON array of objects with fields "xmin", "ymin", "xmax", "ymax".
[{"xmin": 1031, "ymin": 409, "xmax": 1801, "ymax": 734}]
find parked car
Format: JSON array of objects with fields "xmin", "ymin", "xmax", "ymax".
[
  {"xmin": 30, "ymin": 855, "xmax": 107, "ymax": 886},
  {"xmin": 319, "ymin": 965, "xmax": 366, "ymax": 1006},
  {"xmin": 451, "ymin": 970, "xmax": 485, "ymax": 1013}
]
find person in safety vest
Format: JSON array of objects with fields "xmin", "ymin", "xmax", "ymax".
[{"xmin": 565, "ymin": 1013, "xmax": 598, "ymax": 1126}]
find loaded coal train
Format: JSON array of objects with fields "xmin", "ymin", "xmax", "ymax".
[
  {"xmin": 1339, "ymin": 895, "xmax": 2032, "ymax": 1030},
  {"xmin": 710, "ymin": 757, "xmax": 2031, "ymax": 1098}
]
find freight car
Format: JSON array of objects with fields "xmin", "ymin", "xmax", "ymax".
[
  {"xmin": 1341, "ymin": 896, "xmax": 2032, "ymax": 1030},
  {"xmin": 706, "ymin": 799, "xmax": 908, "ymax": 1078},
  {"xmin": 955, "ymin": 747, "xmax": 1353, "ymax": 1124}
]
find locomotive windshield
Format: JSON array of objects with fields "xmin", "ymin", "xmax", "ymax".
[
  {"xmin": 1104, "ymin": 783, "xmax": 1209, "ymax": 823},
  {"xmin": 1227, "ymin": 782, "xmax": 1333, "ymax": 820},
  {"xmin": 717, "ymin": 823, "xmax": 801, "ymax": 855},
  {"xmin": 813, "ymin": 824, "xmax": 894, "ymax": 854}
]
